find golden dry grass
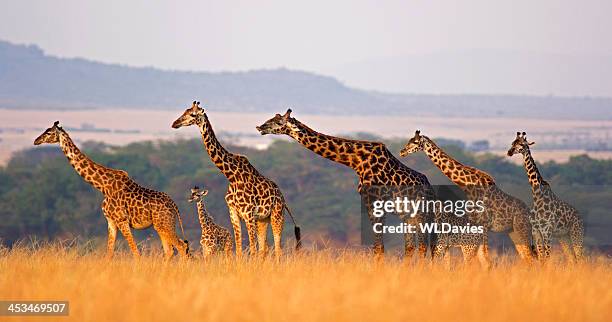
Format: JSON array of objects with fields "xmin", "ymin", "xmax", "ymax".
[{"xmin": 0, "ymin": 242, "xmax": 611, "ymax": 322}]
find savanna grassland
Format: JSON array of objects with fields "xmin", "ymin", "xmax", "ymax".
[{"xmin": 1, "ymin": 243, "xmax": 611, "ymax": 322}]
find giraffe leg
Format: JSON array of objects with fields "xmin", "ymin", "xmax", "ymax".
[
  {"xmin": 404, "ymin": 230, "xmax": 415, "ymax": 260},
  {"xmin": 569, "ymin": 218, "xmax": 584, "ymax": 262},
  {"xmin": 476, "ymin": 232, "xmax": 491, "ymax": 269},
  {"xmin": 510, "ymin": 214, "xmax": 534, "ymax": 262},
  {"xmin": 405, "ymin": 234, "xmax": 415, "ymax": 260},
  {"xmin": 559, "ymin": 236, "xmax": 575, "ymax": 263},
  {"xmin": 271, "ymin": 208, "xmax": 284, "ymax": 260},
  {"xmin": 443, "ymin": 246, "xmax": 451, "ymax": 269},
  {"xmin": 203, "ymin": 245, "xmax": 214, "ymax": 260},
  {"xmin": 433, "ymin": 241, "xmax": 448, "ymax": 267},
  {"xmin": 229, "ymin": 207, "xmax": 242, "ymax": 258},
  {"xmin": 245, "ymin": 216, "xmax": 258, "ymax": 257},
  {"xmin": 477, "ymin": 244, "xmax": 491, "ymax": 270},
  {"xmin": 461, "ymin": 244, "xmax": 477, "ymax": 265},
  {"xmin": 369, "ymin": 214, "xmax": 384, "ymax": 260},
  {"xmin": 116, "ymin": 220, "xmax": 140, "ymax": 258},
  {"xmin": 416, "ymin": 230, "xmax": 428, "ymax": 259},
  {"xmin": 153, "ymin": 211, "xmax": 189, "ymax": 260},
  {"xmin": 538, "ymin": 226, "xmax": 553, "ymax": 262},
  {"xmin": 101, "ymin": 200, "xmax": 117, "ymax": 259},
  {"xmin": 256, "ymin": 219, "xmax": 270, "ymax": 258},
  {"xmin": 224, "ymin": 236, "xmax": 233, "ymax": 257},
  {"xmin": 432, "ymin": 232, "xmax": 448, "ymax": 267},
  {"xmin": 159, "ymin": 234, "xmax": 174, "ymax": 261},
  {"xmin": 105, "ymin": 219, "xmax": 117, "ymax": 259},
  {"xmin": 509, "ymin": 230, "xmax": 533, "ymax": 263},
  {"xmin": 531, "ymin": 227, "xmax": 544, "ymax": 261}
]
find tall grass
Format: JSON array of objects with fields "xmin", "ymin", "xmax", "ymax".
[{"xmin": 0, "ymin": 241, "xmax": 610, "ymax": 322}]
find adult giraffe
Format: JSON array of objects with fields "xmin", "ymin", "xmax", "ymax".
[
  {"xmin": 33, "ymin": 121, "xmax": 190, "ymax": 260},
  {"xmin": 256, "ymin": 109, "xmax": 435, "ymax": 259},
  {"xmin": 508, "ymin": 132, "xmax": 583, "ymax": 261},
  {"xmin": 172, "ymin": 101, "xmax": 301, "ymax": 258}
]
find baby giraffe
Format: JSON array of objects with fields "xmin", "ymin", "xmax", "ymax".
[{"xmin": 189, "ymin": 186, "xmax": 233, "ymax": 257}]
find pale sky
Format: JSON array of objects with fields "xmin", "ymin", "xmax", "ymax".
[{"xmin": 1, "ymin": 0, "xmax": 611, "ymax": 96}]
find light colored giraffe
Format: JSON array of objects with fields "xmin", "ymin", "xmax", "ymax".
[
  {"xmin": 256, "ymin": 109, "xmax": 436, "ymax": 260},
  {"xmin": 34, "ymin": 121, "xmax": 190, "ymax": 260},
  {"xmin": 508, "ymin": 132, "xmax": 584, "ymax": 262},
  {"xmin": 172, "ymin": 102, "xmax": 301, "ymax": 259},
  {"xmin": 400, "ymin": 130, "xmax": 534, "ymax": 262},
  {"xmin": 188, "ymin": 186, "xmax": 233, "ymax": 257}
]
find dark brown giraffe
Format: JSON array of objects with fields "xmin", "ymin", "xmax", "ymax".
[
  {"xmin": 34, "ymin": 121, "xmax": 190, "ymax": 260},
  {"xmin": 256, "ymin": 109, "xmax": 436, "ymax": 259},
  {"xmin": 400, "ymin": 130, "xmax": 534, "ymax": 262},
  {"xmin": 172, "ymin": 102, "xmax": 301, "ymax": 259},
  {"xmin": 508, "ymin": 132, "xmax": 584, "ymax": 262}
]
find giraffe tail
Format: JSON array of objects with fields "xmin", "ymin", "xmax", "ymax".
[
  {"xmin": 174, "ymin": 205, "xmax": 187, "ymax": 242},
  {"xmin": 283, "ymin": 205, "xmax": 302, "ymax": 250}
]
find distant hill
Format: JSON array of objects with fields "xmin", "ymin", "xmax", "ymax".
[{"xmin": 1, "ymin": 40, "xmax": 611, "ymax": 119}]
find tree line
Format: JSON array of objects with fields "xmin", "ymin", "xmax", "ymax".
[{"xmin": 1, "ymin": 137, "xmax": 610, "ymax": 249}]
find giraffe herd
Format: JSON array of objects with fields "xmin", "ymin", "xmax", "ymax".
[{"xmin": 32, "ymin": 102, "xmax": 585, "ymax": 265}]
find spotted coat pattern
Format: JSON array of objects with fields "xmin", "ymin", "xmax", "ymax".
[
  {"xmin": 33, "ymin": 122, "xmax": 189, "ymax": 260},
  {"xmin": 173, "ymin": 102, "xmax": 300, "ymax": 259},
  {"xmin": 257, "ymin": 110, "xmax": 436, "ymax": 259},
  {"xmin": 400, "ymin": 131, "xmax": 534, "ymax": 262},
  {"xmin": 508, "ymin": 132, "xmax": 583, "ymax": 262},
  {"xmin": 189, "ymin": 188, "xmax": 233, "ymax": 257}
]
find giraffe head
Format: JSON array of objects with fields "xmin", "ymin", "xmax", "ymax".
[
  {"xmin": 172, "ymin": 101, "xmax": 205, "ymax": 129},
  {"xmin": 399, "ymin": 130, "xmax": 424, "ymax": 157},
  {"xmin": 188, "ymin": 186, "xmax": 209, "ymax": 203},
  {"xmin": 256, "ymin": 109, "xmax": 295, "ymax": 135},
  {"xmin": 33, "ymin": 121, "xmax": 63, "ymax": 145},
  {"xmin": 507, "ymin": 132, "xmax": 535, "ymax": 156}
]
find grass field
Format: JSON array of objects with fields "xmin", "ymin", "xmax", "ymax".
[{"xmin": 0, "ymin": 242, "xmax": 611, "ymax": 322}]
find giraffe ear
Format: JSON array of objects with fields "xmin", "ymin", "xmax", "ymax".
[
  {"xmin": 201, "ymin": 190, "xmax": 209, "ymax": 196},
  {"xmin": 528, "ymin": 141, "xmax": 535, "ymax": 146}
]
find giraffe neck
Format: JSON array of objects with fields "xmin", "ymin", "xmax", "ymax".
[
  {"xmin": 285, "ymin": 118, "xmax": 365, "ymax": 169},
  {"xmin": 198, "ymin": 114, "xmax": 241, "ymax": 181},
  {"xmin": 196, "ymin": 201, "xmax": 214, "ymax": 228},
  {"xmin": 421, "ymin": 136, "xmax": 493, "ymax": 186},
  {"xmin": 58, "ymin": 130, "xmax": 113, "ymax": 194},
  {"xmin": 521, "ymin": 148, "xmax": 546, "ymax": 189}
]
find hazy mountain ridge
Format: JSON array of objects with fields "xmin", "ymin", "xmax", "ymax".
[{"xmin": 1, "ymin": 40, "xmax": 611, "ymax": 119}]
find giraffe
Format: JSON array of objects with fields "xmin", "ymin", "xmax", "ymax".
[
  {"xmin": 400, "ymin": 130, "xmax": 534, "ymax": 262},
  {"xmin": 188, "ymin": 186, "xmax": 233, "ymax": 257},
  {"xmin": 507, "ymin": 132, "xmax": 584, "ymax": 262},
  {"xmin": 172, "ymin": 102, "xmax": 301, "ymax": 259},
  {"xmin": 256, "ymin": 109, "xmax": 436, "ymax": 260},
  {"xmin": 33, "ymin": 121, "xmax": 190, "ymax": 260},
  {"xmin": 433, "ymin": 210, "xmax": 489, "ymax": 269}
]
